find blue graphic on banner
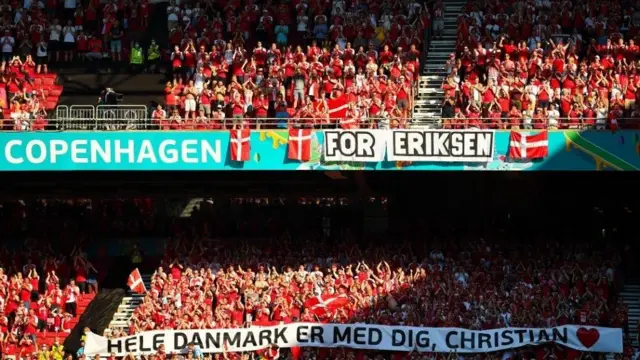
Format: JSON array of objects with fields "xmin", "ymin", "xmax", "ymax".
[{"xmin": 0, "ymin": 130, "xmax": 639, "ymax": 171}]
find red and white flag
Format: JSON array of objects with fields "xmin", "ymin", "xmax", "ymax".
[
  {"xmin": 508, "ymin": 131, "xmax": 548, "ymax": 159},
  {"xmin": 304, "ymin": 294, "xmax": 349, "ymax": 318},
  {"xmin": 127, "ymin": 268, "xmax": 146, "ymax": 294},
  {"xmin": 266, "ymin": 345, "xmax": 280, "ymax": 360},
  {"xmin": 230, "ymin": 129, "xmax": 251, "ymax": 162},
  {"xmin": 326, "ymin": 94, "xmax": 349, "ymax": 120},
  {"xmin": 287, "ymin": 128, "xmax": 312, "ymax": 162}
]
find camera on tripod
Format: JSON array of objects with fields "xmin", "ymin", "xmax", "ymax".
[{"xmin": 101, "ymin": 88, "xmax": 124, "ymax": 105}]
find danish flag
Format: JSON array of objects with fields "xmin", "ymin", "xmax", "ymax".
[
  {"xmin": 326, "ymin": 94, "xmax": 349, "ymax": 120},
  {"xmin": 266, "ymin": 346, "xmax": 280, "ymax": 360},
  {"xmin": 304, "ymin": 294, "xmax": 349, "ymax": 318},
  {"xmin": 508, "ymin": 131, "xmax": 548, "ymax": 159},
  {"xmin": 230, "ymin": 129, "xmax": 251, "ymax": 162},
  {"xmin": 127, "ymin": 268, "xmax": 146, "ymax": 294},
  {"xmin": 287, "ymin": 128, "xmax": 312, "ymax": 162}
]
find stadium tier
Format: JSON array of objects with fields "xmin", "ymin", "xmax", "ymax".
[
  {"xmin": 423, "ymin": 0, "xmax": 640, "ymax": 129},
  {"xmin": 5, "ymin": 0, "xmax": 640, "ymax": 130},
  {"xmin": 0, "ymin": 173, "xmax": 638, "ymax": 359}
]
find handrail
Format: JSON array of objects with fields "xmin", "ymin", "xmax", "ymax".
[{"xmin": 1, "ymin": 116, "xmax": 636, "ymax": 131}]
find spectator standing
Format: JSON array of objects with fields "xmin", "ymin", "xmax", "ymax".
[
  {"xmin": 48, "ymin": 19, "xmax": 62, "ymax": 63},
  {"xmin": 110, "ymin": 21, "xmax": 123, "ymax": 62},
  {"xmin": 1, "ymin": 30, "xmax": 15, "ymax": 65},
  {"xmin": 64, "ymin": 280, "xmax": 79, "ymax": 316},
  {"xmin": 152, "ymin": 104, "xmax": 167, "ymax": 127},
  {"xmin": 183, "ymin": 343, "xmax": 202, "ymax": 360},
  {"xmin": 85, "ymin": 35, "xmax": 103, "ymax": 61},
  {"xmin": 170, "ymin": 45, "xmax": 183, "ymax": 82},
  {"xmin": 76, "ymin": 340, "xmax": 85, "ymax": 357},
  {"xmin": 62, "ymin": 20, "xmax": 76, "ymax": 63},
  {"xmin": 51, "ymin": 339, "xmax": 64, "ymax": 360},
  {"xmin": 183, "ymin": 80, "xmax": 198, "ymax": 120},
  {"xmin": 129, "ymin": 42, "xmax": 144, "ymax": 73},
  {"xmin": 147, "ymin": 39, "xmax": 161, "ymax": 73},
  {"xmin": 275, "ymin": 21, "xmax": 288, "ymax": 47},
  {"xmin": 76, "ymin": 31, "xmax": 88, "ymax": 62},
  {"xmin": 293, "ymin": 69, "xmax": 306, "ymax": 109}
]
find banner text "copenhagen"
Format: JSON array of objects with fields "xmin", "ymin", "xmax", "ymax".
[{"xmin": 3, "ymin": 139, "xmax": 222, "ymax": 165}]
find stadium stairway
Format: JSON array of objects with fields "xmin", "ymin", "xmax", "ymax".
[
  {"xmin": 36, "ymin": 293, "xmax": 96, "ymax": 347},
  {"xmin": 412, "ymin": 0, "xmax": 463, "ymax": 125},
  {"xmin": 104, "ymin": 273, "xmax": 152, "ymax": 336},
  {"xmin": 621, "ymin": 283, "xmax": 640, "ymax": 345},
  {"xmin": 62, "ymin": 289, "xmax": 127, "ymax": 354},
  {"xmin": 180, "ymin": 198, "xmax": 204, "ymax": 218}
]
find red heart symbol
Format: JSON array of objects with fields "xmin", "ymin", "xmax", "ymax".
[{"xmin": 577, "ymin": 328, "xmax": 600, "ymax": 348}]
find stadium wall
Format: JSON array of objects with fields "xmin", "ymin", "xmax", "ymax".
[{"xmin": 1, "ymin": 130, "xmax": 639, "ymax": 171}]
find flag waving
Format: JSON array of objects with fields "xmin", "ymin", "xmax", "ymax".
[
  {"xmin": 508, "ymin": 131, "xmax": 548, "ymax": 159},
  {"xmin": 127, "ymin": 268, "xmax": 146, "ymax": 294},
  {"xmin": 304, "ymin": 294, "xmax": 349, "ymax": 318},
  {"xmin": 326, "ymin": 94, "xmax": 349, "ymax": 120},
  {"xmin": 230, "ymin": 129, "xmax": 251, "ymax": 162},
  {"xmin": 287, "ymin": 128, "xmax": 312, "ymax": 162}
]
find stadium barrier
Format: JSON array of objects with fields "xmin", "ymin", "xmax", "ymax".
[
  {"xmin": 9, "ymin": 105, "xmax": 638, "ymax": 130},
  {"xmin": 55, "ymin": 105, "xmax": 149, "ymax": 130}
]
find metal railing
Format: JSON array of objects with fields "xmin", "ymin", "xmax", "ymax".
[
  {"xmin": 1, "ymin": 115, "xmax": 635, "ymax": 131},
  {"xmin": 55, "ymin": 105, "xmax": 149, "ymax": 130}
]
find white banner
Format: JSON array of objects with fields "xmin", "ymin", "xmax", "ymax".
[
  {"xmin": 322, "ymin": 130, "xmax": 388, "ymax": 162},
  {"xmin": 386, "ymin": 130, "xmax": 495, "ymax": 162},
  {"xmin": 321, "ymin": 130, "xmax": 495, "ymax": 163},
  {"xmin": 85, "ymin": 324, "xmax": 622, "ymax": 356}
]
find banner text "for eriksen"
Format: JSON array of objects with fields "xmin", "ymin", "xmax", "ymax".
[{"xmin": 3, "ymin": 139, "xmax": 223, "ymax": 164}]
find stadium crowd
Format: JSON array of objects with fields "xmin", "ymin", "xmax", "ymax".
[
  {"xmin": 154, "ymin": 0, "xmax": 427, "ymax": 130},
  {"xmin": 0, "ymin": 245, "xmax": 98, "ymax": 357},
  {"xmin": 0, "ymin": 197, "xmax": 636, "ymax": 359},
  {"xmin": 96, "ymin": 199, "xmax": 635, "ymax": 360},
  {"xmin": 441, "ymin": 0, "xmax": 640, "ymax": 130},
  {"xmin": 0, "ymin": 199, "xmax": 166, "ymax": 359},
  {"xmin": 0, "ymin": 0, "xmax": 150, "ymax": 130}
]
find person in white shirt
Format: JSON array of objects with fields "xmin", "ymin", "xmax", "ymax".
[
  {"xmin": 167, "ymin": 0, "xmax": 180, "ymax": 30},
  {"xmin": 65, "ymin": 280, "xmax": 80, "ymax": 316},
  {"xmin": 0, "ymin": 30, "xmax": 15, "ymax": 64},
  {"xmin": 49, "ymin": 19, "xmax": 62, "ymax": 62},
  {"xmin": 547, "ymin": 104, "xmax": 560, "ymax": 129},
  {"xmin": 297, "ymin": 14, "xmax": 308, "ymax": 32},
  {"xmin": 62, "ymin": 20, "xmax": 76, "ymax": 62}
]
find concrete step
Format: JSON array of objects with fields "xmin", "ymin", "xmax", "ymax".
[
  {"xmin": 414, "ymin": 107, "xmax": 442, "ymax": 112},
  {"xmin": 417, "ymin": 89, "xmax": 444, "ymax": 95},
  {"xmin": 414, "ymin": 99, "xmax": 442, "ymax": 105},
  {"xmin": 621, "ymin": 285, "xmax": 640, "ymax": 347},
  {"xmin": 415, "ymin": 99, "xmax": 444, "ymax": 105},
  {"xmin": 116, "ymin": 307, "xmax": 137, "ymax": 313},
  {"xmin": 431, "ymin": 35, "xmax": 457, "ymax": 41},
  {"xmin": 418, "ymin": 81, "xmax": 443, "ymax": 87},
  {"xmin": 419, "ymin": 75, "xmax": 445, "ymax": 81},
  {"xmin": 414, "ymin": 98, "xmax": 442, "ymax": 104},
  {"xmin": 416, "ymin": 93, "xmax": 444, "ymax": 97},
  {"xmin": 109, "ymin": 320, "xmax": 130, "ymax": 327},
  {"xmin": 423, "ymin": 67, "xmax": 448, "ymax": 73},
  {"xmin": 413, "ymin": 112, "xmax": 441, "ymax": 118},
  {"xmin": 429, "ymin": 42, "xmax": 456, "ymax": 48},
  {"xmin": 426, "ymin": 54, "xmax": 451, "ymax": 60}
]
